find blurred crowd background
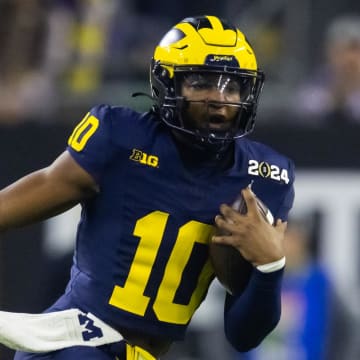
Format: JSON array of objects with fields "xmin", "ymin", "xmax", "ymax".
[
  {"xmin": 1, "ymin": 0, "xmax": 360, "ymax": 359},
  {"xmin": 0, "ymin": 0, "xmax": 360, "ymax": 125}
]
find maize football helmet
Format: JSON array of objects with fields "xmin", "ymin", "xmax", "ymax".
[{"xmin": 150, "ymin": 15, "xmax": 265, "ymax": 144}]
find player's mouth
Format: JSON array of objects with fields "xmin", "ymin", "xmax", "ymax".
[{"xmin": 207, "ymin": 116, "xmax": 230, "ymax": 130}]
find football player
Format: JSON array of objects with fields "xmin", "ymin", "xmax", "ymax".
[{"xmin": 0, "ymin": 15, "xmax": 295, "ymax": 360}]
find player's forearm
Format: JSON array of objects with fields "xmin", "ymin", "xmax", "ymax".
[
  {"xmin": 0, "ymin": 169, "xmax": 81, "ymax": 232},
  {"xmin": 223, "ymin": 268, "xmax": 284, "ymax": 352},
  {"xmin": 0, "ymin": 151, "xmax": 98, "ymax": 233}
]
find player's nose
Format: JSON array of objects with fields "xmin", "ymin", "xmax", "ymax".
[{"xmin": 207, "ymin": 88, "xmax": 227, "ymax": 103}]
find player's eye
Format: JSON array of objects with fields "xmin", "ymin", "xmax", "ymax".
[
  {"xmin": 183, "ymin": 75, "xmax": 212, "ymax": 90},
  {"xmin": 224, "ymin": 80, "xmax": 241, "ymax": 93}
]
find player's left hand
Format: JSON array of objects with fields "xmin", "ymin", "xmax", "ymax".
[{"xmin": 212, "ymin": 187, "xmax": 287, "ymax": 267}]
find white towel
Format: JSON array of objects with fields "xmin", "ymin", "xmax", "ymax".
[{"xmin": 0, "ymin": 309, "xmax": 122, "ymax": 352}]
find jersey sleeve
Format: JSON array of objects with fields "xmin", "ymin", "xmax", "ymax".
[
  {"xmin": 66, "ymin": 104, "xmax": 115, "ymax": 183},
  {"xmin": 223, "ymin": 268, "xmax": 284, "ymax": 352}
]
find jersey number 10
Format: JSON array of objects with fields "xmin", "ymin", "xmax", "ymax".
[{"xmin": 109, "ymin": 211, "xmax": 214, "ymax": 325}]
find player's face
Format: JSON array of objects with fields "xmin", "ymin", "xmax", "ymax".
[{"xmin": 180, "ymin": 73, "xmax": 243, "ymax": 135}]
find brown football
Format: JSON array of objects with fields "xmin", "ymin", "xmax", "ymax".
[{"xmin": 209, "ymin": 191, "xmax": 274, "ymax": 295}]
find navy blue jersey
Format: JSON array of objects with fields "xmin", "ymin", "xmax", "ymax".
[{"xmin": 56, "ymin": 104, "xmax": 294, "ymax": 341}]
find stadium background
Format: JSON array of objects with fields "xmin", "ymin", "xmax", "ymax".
[{"xmin": 0, "ymin": 0, "xmax": 360, "ymax": 359}]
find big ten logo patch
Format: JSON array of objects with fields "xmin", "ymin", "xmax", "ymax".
[{"xmin": 130, "ymin": 149, "xmax": 159, "ymax": 168}]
